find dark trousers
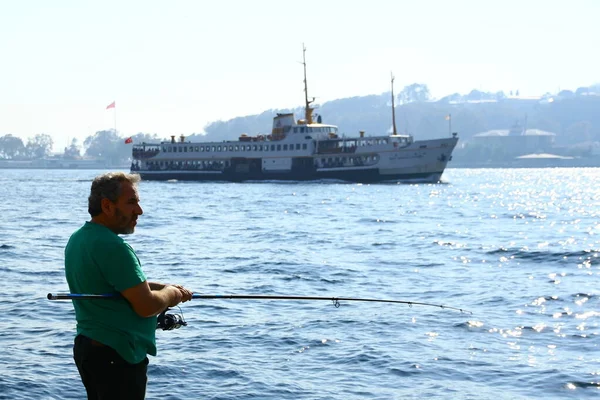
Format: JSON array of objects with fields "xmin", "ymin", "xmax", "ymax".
[{"xmin": 73, "ymin": 334, "xmax": 148, "ymax": 400}]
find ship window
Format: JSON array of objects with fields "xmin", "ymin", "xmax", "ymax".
[
  {"xmin": 302, "ymin": 144, "xmax": 307, "ymax": 150},
  {"xmin": 235, "ymin": 146, "xmax": 239, "ymax": 151},
  {"xmin": 283, "ymin": 144, "xmax": 288, "ymax": 150},
  {"xmin": 217, "ymin": 146, "xmax": 221, "ymax": 151},
  {"xmin": 253, "ymin": 145, "xmax": 257, "ymax": 151},
  {"xmin": 258, "ymin": 145, "xmax": 262, "ymax": 151},
  {"xmin": 300, "ymin": 127, "xmax": 305, "ymax": 133},
  {"xmin": 277, "ymin": 145, "xmax": 281, "ymax": 151},
  {"xmin": 229, "ymin": 146, "xmax": 233, "ymax": 151},
  {"xmin": 293, "ymin": 128, "xmax": 298, "ymax": 133},
  {"xmin": 167, "ymin": 147, "xmax": 172, "ymax": 152},
  {"xmin": 271, "ymin": 145, "xmax": 275, "ymax": 151},
  {"xmin": 184, "ymin": 146, "xmax": 187, "ymax": 152},
  {"xmin": 195, "ymin": 146, "xmax": 199, "ymax": 151},
  {"xmin": 296, "ymin": 144, "xmax": 300, "ymax": 150},
  {"xmin": 212, "ymin": 146, "xmax": 216, "ymax": 152}
]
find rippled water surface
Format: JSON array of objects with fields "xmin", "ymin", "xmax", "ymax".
[{"xmin": 0, "ymin": 168, "xmax": 598, "ymax": 399}]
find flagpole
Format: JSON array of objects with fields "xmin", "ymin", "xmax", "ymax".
[
  {"xmin": 114, "ymin": 104, "xmax": 117, "ymax": 135},
  {"xmin": 448, "ymin": 113, "xmax": 452, "ymax": 137}
]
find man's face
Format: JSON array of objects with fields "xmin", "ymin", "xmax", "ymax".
[{"xmin": 110, "ymin": 182, "xmax": 143, "ymax": 234}]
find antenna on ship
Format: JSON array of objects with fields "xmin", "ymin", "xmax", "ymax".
[
  {"xmin": 391, "ymin": 72, "xmax": 398, "ymax": 135},
  {"xmin": 302, "ymin": 43, "xmax": 315, "ymax": 124}
]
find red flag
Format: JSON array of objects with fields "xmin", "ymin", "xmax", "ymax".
[
  {"xmin": 106, "ymin": 101, "xmax": 115, "ymax": 110},
  {"xmin": 124, "ymin": 137, "xmax": 133, "ymax": 144}
]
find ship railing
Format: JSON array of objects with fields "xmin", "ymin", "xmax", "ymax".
[
  {"xmin": 147, "ymin": 160, "xmax": 226, "ymax": 172},
  {"xmin": 132, "ymin": 149, "xmax": 160, "ymax": 159},
  {"xmin": 316, "ymin": 145, "xmax": 358, "ymax": 155},
  {"xmin": 316, "ymin": 154, "xmax": 379, "ymax": 169}
]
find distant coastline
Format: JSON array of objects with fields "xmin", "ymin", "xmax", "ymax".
[{"xmin": 0, "ymin": 159, "xmax": 128, "ymax": 170}]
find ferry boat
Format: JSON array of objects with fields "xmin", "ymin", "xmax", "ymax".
[{"xmin": 131, "ymin": 50, "xmax": 458, "ymax": 183}]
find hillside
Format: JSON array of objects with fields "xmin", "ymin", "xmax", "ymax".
[{"xmin": 195, "ymin": 90, "xmax": 600, "ymax": 145}]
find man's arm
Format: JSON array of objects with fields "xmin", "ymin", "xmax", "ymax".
[
  {"xmin": 148, "ymin": 282, "xmax": 194, "ymax": 298},
  {"xmin": 121, "ymin": 281, "xmax": 184, "ymax": 317},
  {"xmin": 148, "ymin": 282, "xmax": 166, "ymax": 290}
]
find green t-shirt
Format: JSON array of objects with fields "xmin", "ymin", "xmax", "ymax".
[{"xmin": 65, "ymin": 221, "xmax": 157, "ymax": 364}]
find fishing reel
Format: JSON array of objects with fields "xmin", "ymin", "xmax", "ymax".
[{"xmin": 157, "ymin": 307, "xmax": 187, "ymax": 331}]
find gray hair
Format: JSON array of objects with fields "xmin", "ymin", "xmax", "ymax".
[{"xmin": 88, "ymin": 172, "xmax": 141, "ymax": 217}]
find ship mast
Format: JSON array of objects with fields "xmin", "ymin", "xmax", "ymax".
[
  {"xmin": 302, "ymin": 44, "xmax": 314, "ymax": 124},
  {"xmin": 391, "ymin": 72, "xmax": 398, "ymax": 135}
]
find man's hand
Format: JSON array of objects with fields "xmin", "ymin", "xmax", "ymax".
[
  {"xmin": 165, "ymin": 285, "xmax": 184, "ymax": 307},
  {"xmin": 169, "ymin": 284, "xmax": 193, "ymax": 303}
]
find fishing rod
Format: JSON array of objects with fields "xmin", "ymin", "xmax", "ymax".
[{"xmin": 47, "ymin": 293, "xmax": 471, "ymax": 314}]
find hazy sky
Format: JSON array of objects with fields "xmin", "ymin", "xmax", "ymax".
[{"xmin": 1, "ymin": 0, "xmax": 598, "ymax": 151}]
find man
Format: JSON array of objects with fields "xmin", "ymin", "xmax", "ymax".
[{"xmin": 65, "ymin": 172, "xmax": 193, "ymax": 399}]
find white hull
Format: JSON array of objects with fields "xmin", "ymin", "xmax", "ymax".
[{"xmin": 132, "ymin": 135, "xmax": 458, "ymax": 183}]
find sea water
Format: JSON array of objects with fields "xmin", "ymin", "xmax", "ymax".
[{"xmin": 0, "ymin": 168, "xmax": 598, "ymax": 399}]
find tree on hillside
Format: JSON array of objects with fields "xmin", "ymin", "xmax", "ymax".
[
  {"xmin": 25, "ymin": 134, "xmax": 53, "ymax": 159},
  {"xmin": 84, "ymin": 130, "xmax": 159, "ymax": 164},
  {"xmin": 0, "ymin": 134, "xmax": 25, "ymax": 159},
  {"xmin": 398, "ymin": 83, "xmax": 431, "ymax": 104},
  {"xmin": 565, "ymin": 121, "xmax": 593, "ymax": 143},
  {"xmin": 64, "ymin": 138, "xmax": 81, "ymax": 159},
  {"xmin": 84, "ymin": 129, "xmax": 131, "ymax": 164},
  {"xmin": 130, "ymin": 132, "xmax": 163, "ymax": 144},
  {"xmin": 438, "ymin": 93, "xmax": 462, "ymax": 104},
  {"xmin": 84, "ymin": 130, "xmax": 119, "ymax": 158},
  {"xmin": 558, "ymin": 90, "xmax": 575, "ymax": 98}
]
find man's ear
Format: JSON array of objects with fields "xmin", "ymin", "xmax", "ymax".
[{"xmin": 100, "ymin": 198, "xmax": 115, "ymax": 216}]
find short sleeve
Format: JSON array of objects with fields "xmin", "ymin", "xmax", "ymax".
[{"xmin": 94, "ymin": 240, "xmax": 147, "ymax": 292}]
